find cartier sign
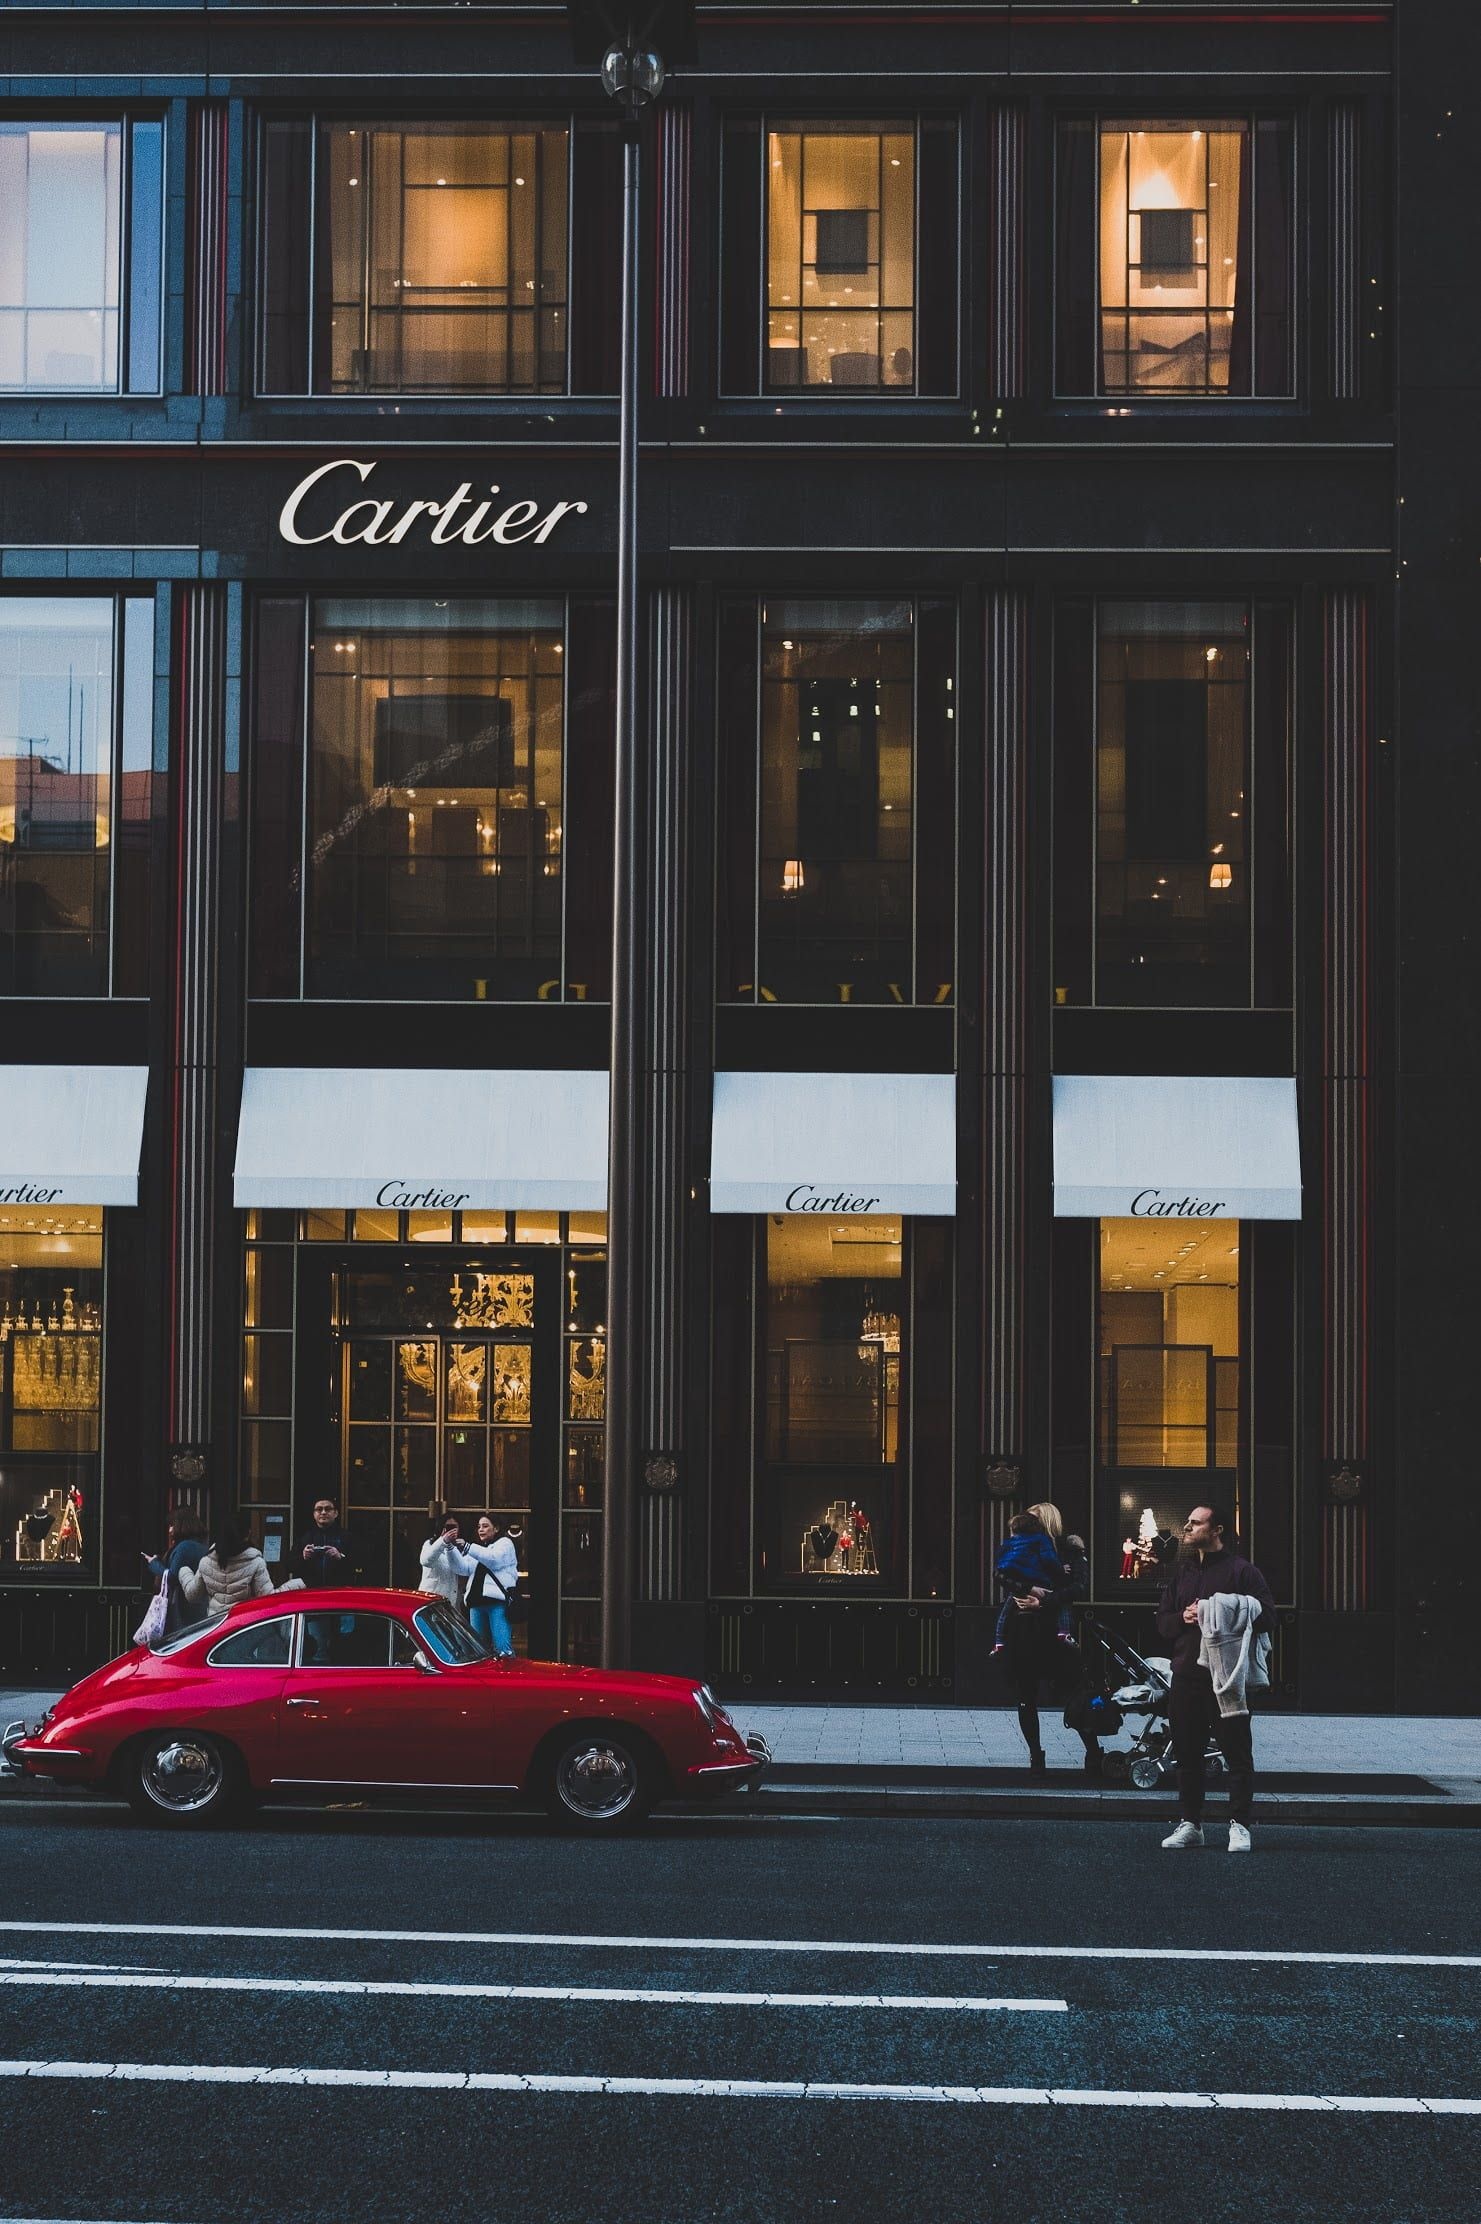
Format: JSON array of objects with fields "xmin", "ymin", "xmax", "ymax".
[{"xmin": 278, "ymin": 458, "xmax": 590, "ymax": 550}]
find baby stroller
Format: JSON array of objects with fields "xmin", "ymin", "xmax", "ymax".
[{"xmin": 1077, "ymin": 1613, "xmax": 1228, "ymax": 1792}]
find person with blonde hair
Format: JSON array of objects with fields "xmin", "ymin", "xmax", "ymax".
[{"xmin": 994, "ymin": 1499, "xmax": 1100, "ymax": 1775}]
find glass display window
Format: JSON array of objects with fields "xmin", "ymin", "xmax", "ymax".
[
  {"xmin": 759, "ymin": 1214, "xmax": 904, "ymax": 1590},
  {"xmin": 260, "ymin": 118, "xmax": 569, "ymax": 396},
  {"xmin": 1095, "ymin": 601, "xmax": 1251, "ymax": 1007},
  {"xmin": 1098, "ymin": 1214, "xmax": 1241, "ymax": 1595},
  {"xmin": 0, "ymin": 119, "xmax": 163, "ymax": 396},
  {"xmin": 0, "ymin": 1208, "xmax": 103, "ymax": 1579},
  {"xmin": 1057, "ymin": 115, "xmax": 1294, "ymax": 400},
  {"xmin": 0, "ymin": 595, "xmax": 155, "ymax": 997},
  {"xmin": 305, "ymin": 597, "xmax": 565, "ymax": 1002},
  {"xmin": 765, "ymin": 123, "xmax": 916, "ymax": 390}
]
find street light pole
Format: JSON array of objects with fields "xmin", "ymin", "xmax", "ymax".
[
  {"xmin": 566, "ymin": 7, "xmax": 691, "ymax": 1668},
  {"xmin": 602, "ymin": 87, "xmax": 644, "ymax": 1673}
]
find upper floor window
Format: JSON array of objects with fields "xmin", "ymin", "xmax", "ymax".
[
  {"xmin": 259, "ymin": 117, "xmax": 621, "ymax": 397},
  {"xmin": 0, "ymin": 596, "xmax": 155, "ymax": 997},
  {"xmin": 249, "ymin": 595, "xmax": 617, "ymax": 1004},
  {"xmin": 1056, "ymin": 116, "xmax": 1295, "ymax": 399},
  {"xmin": 720, "ymin": 116, "xmax": 958, "ymax": 398},
  {"xmin": 717, "ymin": 596, "xmax": 955, "ymax": 1006},
  {"xmin": 0, "ymin": 121, "xmax": 163, "ymax": 396},
  {"xmin": 1052, "ymin": 597, "xmax": 1293, "ymax": 1012}
]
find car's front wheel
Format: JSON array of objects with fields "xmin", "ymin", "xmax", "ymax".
[
  {"xmin": 125, "ymin": 1732, "xmax": 244, "ymax": 1826},
  {"xmin": 543, "ymin": 1728, "xmax": 654, "ymax": 1833}
]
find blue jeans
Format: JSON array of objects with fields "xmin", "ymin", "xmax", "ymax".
[{"xmin": 470, "ymin": 1601, "xmax": 513, "ymax": 1658}]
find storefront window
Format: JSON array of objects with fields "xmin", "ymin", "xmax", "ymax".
[
  {"xmin": 1057, "ymin": 116, "xmax": 1294, "ymax": 399},
  {"xmin": 765, "ymin": 124, "xmax": 915, "ymax": 390},
  {"xmin": 0, "ymin": 1208, "xmax": 103, "ymax": 1580},
  {"xmin": 1098, "ymin": 1214, "xmax": 1240, "ymax": 1592},
  {"xmin": 718, "ymin": 598, "xmax": 954, "ymax": 1006},
  {"xmin": 305, "ymin": 598, "xmax": 564, "ymax": 1001},
  {"xmin": 759, "ymin": 1214, "xmax": 904, "ymax": 1589},
  {"xmin": 1096, "ymin": 601, "xmax": 1250, "ymax": 1007},
  {"xmin": 260, "ymin": 119, "xmax": 569, "ymax": 395},
  {"xmin": 0, "ymin": 596, "xmax": 156, "ymax": 997}
]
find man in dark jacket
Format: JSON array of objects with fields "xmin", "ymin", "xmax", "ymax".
[
  {"xmin": 297, "ymin": 1497, "xmax": 357, "ymax": 1589},
  {"xmin": 1155, "ymin": 1503, "xmax": 1275, "ymax": 1853}
]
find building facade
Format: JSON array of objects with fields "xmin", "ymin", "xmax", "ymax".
[{"xmin": 0, "ymin": 0, "xmax": 1463, "ymax": 1711}]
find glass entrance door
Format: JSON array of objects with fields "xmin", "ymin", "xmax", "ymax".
[{"xmin": 328, "ymin": 1259, "xmax": 554, "ymax": 1649}]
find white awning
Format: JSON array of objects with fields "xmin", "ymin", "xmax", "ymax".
[
  {"xmin": 233, "ymin": 1067, "xmax": 609, "ymax": 1211},
  {"xmin": 1052, "ymin": 1074, "xmax": 1301, "ymax": 1221},
  {"xmin": 0, "ymin": 1064, "xmax": 149, "ymax": 1208},
  {"xmin": 710, "ymin": 1071, "xmax": 956, "ymax": 1215}
]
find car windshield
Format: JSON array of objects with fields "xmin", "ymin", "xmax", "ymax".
[{"xmin": 414, "ymin": 1602, "xmax": 490, "ymax": 1665}]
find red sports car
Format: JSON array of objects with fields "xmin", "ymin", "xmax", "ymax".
[{"xmin": 3, "ymin": 1587, "xmax": 767, "ymax": 1833}]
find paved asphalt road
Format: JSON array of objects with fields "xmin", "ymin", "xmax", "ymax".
[{"xmin": 0, "ymin": 1799, "xmax": 1477, "ymax": 2223}]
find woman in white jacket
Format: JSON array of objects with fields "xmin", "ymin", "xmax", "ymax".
[
  {"xmin": 418, "ymin": 1515, "xmax": 465, "ymax": 1606},
  {"xmin": 176, "ymin": 1521, "xmax": 276, "ymax": 1618},
  {"xmin": 444, "ymin": 1515, "xmax": 519, "ymax": 1658}
]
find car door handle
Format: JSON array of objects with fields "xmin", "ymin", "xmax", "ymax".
[{"xmin": 285, "ymin": 1696, "xmax": 325, "ymax": 1708}]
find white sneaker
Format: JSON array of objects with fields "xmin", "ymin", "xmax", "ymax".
[
  {"xmin": 1228, "ymin": 1822, "xmax": 1252, "ymax": 1853},
  {"xmin": 1161, "ymin": 1821, "xmax": 1205, "ymax": 1850}
]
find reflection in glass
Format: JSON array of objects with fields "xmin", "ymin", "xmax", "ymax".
[
  {"xmin": 1096, "ymin": 602, "xmax": 1250, "ymax": 1007},
  {"xmin": 320, "ymin": 122, "xmax": 569, "ymax": 394},
  {"xmin": 308, "ymin": 599, "xmax": 564, "ymax": 1000},
  {"xmin": 0, "ymin": 125, "xmax": 121, "ymax": 391},
  {"xmin": 0, "ymin": 599, "xmax": 114, "ymax": 994},
  {"xmin": 757, "ymin": 600, "xmax": 913, "ymax": 1002},
  {"xmin": 766, "ymin": 124, "xmax": 915, "ymax": 390}
]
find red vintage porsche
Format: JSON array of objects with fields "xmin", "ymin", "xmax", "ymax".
[{"xmin": 2, "ymin": 1587, "xmax": 767, "ymax": 1833}]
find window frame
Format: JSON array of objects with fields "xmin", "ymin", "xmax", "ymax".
[
  {"xmin": 1052, "ymin": 108, "xmax": 1299, "ymax": 405},
  {"xmin": 294, "ymin": 1608, "xmax": 420, "ymax": 1670},
  {"xmin": 719, "ymin": 112, "xmax": 961, "ymax": 402},
  {"xmin": 0, "ymin": 589, "xmax": 156, "ymax": 1001},
  {"xmin": 253, "ymin": 113, "xmax": 579, "ymax": 402},
  {"xmin": 0, "ymin": 116, "xmax": 166, "ymax": 402},
  {"xmin": 206, "ymin": 1615, "xmax": 298, "ymax": 1668}
]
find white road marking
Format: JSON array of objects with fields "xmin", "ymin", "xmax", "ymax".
[
  {"xmin": 0, "ymin": 1922, "xmax": 1476, "ymax": 1971},
  {"xmin": 0, "ymin": 2060, "xmax": 1476, "ymax": 2112},
  {"xmin": 0, "ymin": 1971, "xmax": 1065, "ymax": 2013}
]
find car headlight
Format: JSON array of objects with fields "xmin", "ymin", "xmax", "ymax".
[{"xmin": 694, "ymin": 1684, "xmax": 732, "ymax": 1729}]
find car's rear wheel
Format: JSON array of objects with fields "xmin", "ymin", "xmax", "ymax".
[
  {"xmin": 543, "ymin": 1728, "xmax": 654, "ymax": 1833},
  {"xmin": 125, "ymin": 1732, "xmax": 244, "ymax": 1826}
]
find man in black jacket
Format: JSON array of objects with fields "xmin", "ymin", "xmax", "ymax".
[
  {"xmin": 296, "ymin": 1497, "xmax": 357, "ymax": 1589},
  {"xmin": 1155, "ymin": 1503, "xmax": 1275, "ymax": 1853}
]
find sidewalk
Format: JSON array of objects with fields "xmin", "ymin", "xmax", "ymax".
[{"xmin": 5, "ymin": 1686, "xmax": 1478, "ymax": 1820}]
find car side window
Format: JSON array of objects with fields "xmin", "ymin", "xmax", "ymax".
[
  {"xmin": 298, "ymin": 1612, "xmax": 410, "ymax": 1669},
  {"xmin": 207, "ymin": 1618, "xmax": 294, "ymax": 1668}
]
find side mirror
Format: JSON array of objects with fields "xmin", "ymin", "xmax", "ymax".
[{"xmin": 412, "ymin": 1647, "xmax": 438, "ymax": 1675}]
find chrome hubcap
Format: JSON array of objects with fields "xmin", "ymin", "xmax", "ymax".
[
  {"xmin": 555, "ymin": 1739, "xmax": 637, "ymax": 1821},
  {"xmin": 142, "ymin": 1737, "xmax": 222, "ymax": 1813}
]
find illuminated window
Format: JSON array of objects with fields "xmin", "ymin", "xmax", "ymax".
[
  {"xmin": 260, "ymin": 120, "xmax": 569, "ymax": 395},
  {"xmin": 1057, "ymin": 116, "xmax": 1294, "ymax": 398},
  {"xmin": 765, "ymin": 124, "xmax": 917, "ymax": 390},
  {"xmin": 0, "ymin": 1210, "xmax": 104, "ymax": 1582}
]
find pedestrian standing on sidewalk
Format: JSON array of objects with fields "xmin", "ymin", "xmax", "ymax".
[
  {"xmin": 296, "ymin": 1497, "xmax": 357, "ymax": 1589},
  {"xmin": 1156, "ymin": 1502, "xmax": 1276, "ymax": 1853},
  {"xmin": 141, "ymin": 1509, "xmax": 207, "ymax": 1633},
  {"xmin": 175, "ymin": 1520, "xmax": 276, "ymax": 1618},
  {"xmin": 418, "ymin": 1512, "xmax": 465, "ymax": 1606},
  {"xmin": 996, "ymin": 1500, "xmax": 1103, "ymax": 1777},
  {"xmin": 446, "ymin": 1515, "xmax": 519, "ymax": 1658}
]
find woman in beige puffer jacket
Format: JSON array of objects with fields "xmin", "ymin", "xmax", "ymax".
[{"xmin": 176, "ymin": 1522, "xmax": 277, "ymax": 1618}]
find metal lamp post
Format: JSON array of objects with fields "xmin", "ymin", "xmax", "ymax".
[{"xmin": 566, "ymin": 1, "xmax": 694, "ymax": 1668}]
